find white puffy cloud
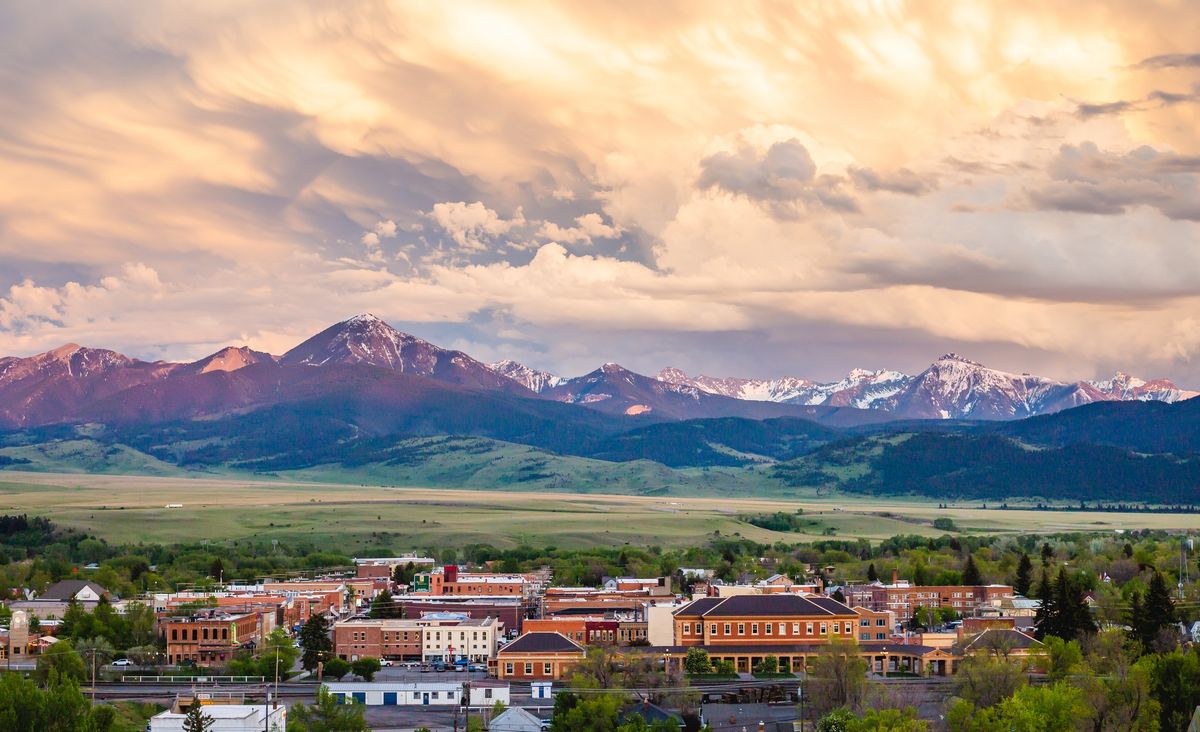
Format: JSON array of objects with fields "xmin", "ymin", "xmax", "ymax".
[
  {"xmin": 537, "ymin": 213, "xmax": 622, "ymax": 244},
  {"xmin": 428, "ymin": 202, "xmax": 523, "ymax": 251}
]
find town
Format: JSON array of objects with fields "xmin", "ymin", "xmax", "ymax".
[{"xmin": 1, "ymin": 529, "xmax": 1194, "ymax": 731}]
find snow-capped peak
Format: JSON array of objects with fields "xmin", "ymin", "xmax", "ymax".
[{"xmin": 489, "ymin": 360, "xmax": 565, "ymax": 393}]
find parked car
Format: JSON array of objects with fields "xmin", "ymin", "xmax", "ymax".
[
  {"xmin": 468, "ymin": 663, "xmax": 486, "ymax": 672},
  {"xmin": 111, "ymin": 659, "xmax": 134, "ymax": 667},
  {"xmin": 379, "ymin": 659, "xmax": 394, "ymax": 667},
  {"xmin": 400, "ymin": 661, "xmax": 420, "ymax": 669}
]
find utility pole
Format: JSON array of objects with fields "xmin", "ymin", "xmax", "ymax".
[
  {"xmin": 463, "ymin": 677, "xmax": 471, "ymax": 729},
  {"xmin": 90, "ymin": 650, "xmax": 96, "ymax": 704}
]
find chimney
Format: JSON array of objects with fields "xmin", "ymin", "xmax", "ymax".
[
  {"xmin": 892, "ymin": 569, "xmax": 898, "ymax": 586},
  {"xmin": 445, "ymin": 565, "xmax": 458, "ymax": 583}
]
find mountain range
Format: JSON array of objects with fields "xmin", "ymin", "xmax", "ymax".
[
  {"xmin": 2, "ymin": 314, "xmax": 1199, "ymax": 504},
  {"xmin": 658, "ymin": 355, "xmax": 1197, "ymax": 420},
  {"xmin": 1, "ymin": 314, "xmax": 1193, "ymax": 429}
]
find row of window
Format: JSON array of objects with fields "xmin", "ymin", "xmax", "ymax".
[
  {"xmin": 504, "ymin": 662, "xmax": 554, "ymax": 675},
  {"xmin": 169, "ymin": 626, "xmax": 231, "ymax": 642},
  {"xmin": 858, "ymin": 618, "xmax": 888, "ymax": 627},
  {"xmin": 681, "ymin": 620, "xmax": 856, "ymax": 637}
]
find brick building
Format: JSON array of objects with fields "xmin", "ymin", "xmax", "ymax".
[
  {"xmin": 163, "ymin": 611, "xmax": 263, "ymax": 666},
  {"xmin": 411, "ymin": 566, "xmax": 532, "ymax": 597},
  {"xmin": 522, "ymin": 616, "xmax": 647, "ymax": 646},
  {"xmin": 334, "ymin": 615, "xmax": 501, "ymax": 662},
  {"xmin": 495, "ymin": 632, "xmax": 585, "ymax": 680},
  {"xmin": 840, "ymin": 578, "xmax": 1014, "ymax": 622}
]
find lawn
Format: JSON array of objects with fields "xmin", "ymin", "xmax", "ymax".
[{"xmin": 1, "ymin": 471, "xmax": 1197, "ymax": 549}]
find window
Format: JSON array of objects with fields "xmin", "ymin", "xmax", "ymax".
[
  {"xmin": 792, "ymin": 623, "xmax": 800, "ymax": 634},
  {"xmin": 524, "ymin": 663, "xmax": 533, "ymax": 675},
  {"xmin": 806, "ymin": 622, "xmax": 813, "ymax": 635},
  {"xmin": 765, "ymin": 623, "xmax": 772, "ymax": 635},
  {"xmin": 876, "ymin": 619, "xmax": 886, "ymax": 626},
  {"xmin": 431, "ymin": 692, "xmax": 439, "ymax": 699},
  {"xmin": 722, "ymin": 623, "xmax": 730, "ymax": 635},
  {"xmin": 845, "ymin": 622, "xmax": 853, "ymax": 633},
  {"xmin": 752, "ymin": 623, "xmax": 759, "ymax": 635},
  {"xmin": 544, "ymin": 663, "xmax": 552, "ymax": 675},
  {"xmin": 861, "ymin": 619, "xmax": 870, "ymax": 626},
  {"xmin": 737, "ymin": 623, "xmax": 745, "ymax": 635},
  {"xmin": 779, "ymin": 623, "xmax": 786, "ymax": 635},
  {"xmin": 683, "ymin": 623, "xmax": 691, "ymax": 635},
  {"xmin": 485, "ymin": 688, "xmax": 493, "ymax": 699},
  {"xmin": 820, "ymin": 623, "xmax": 827, "ymax": 634},
  {"xmin": 505, "ymin": 663, "xmax": 514, "ymax": 675},
  {"xmin": 171, "ymin": 629, "xmax": 178, "ymax": 641},
  {"xmin": 861, "ymin": 633, "xmax": 870, "ymax": 641}
]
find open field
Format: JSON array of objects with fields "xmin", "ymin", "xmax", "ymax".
[{"xmin": 2, "ymin": 471, "xmax": 1199, "ymax": 549}]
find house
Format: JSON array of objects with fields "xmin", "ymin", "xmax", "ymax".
[
  {"xmin": 490, "ymin": 707, "xmax": 545, "ymax": 732},
  {"xmin": 149, "ymin": 704, "xmax": 286, "ymax": 731},
  {"xmin": 960, "ymin": 628, "xmax": 1043, "ymax": 658},
  {"xmin": 496, "ymin": 632, "xmax": 586, "ymax": 680},
  {"xmin": 10, "ymin": 580, "xmax": 112, "ymax": 620}
]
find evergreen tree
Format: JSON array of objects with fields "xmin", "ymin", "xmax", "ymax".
[
  {"xmin": 368, "ymin": 589, "xmax": 400, "ymax": 619},
  {"xmin": 962, "ymin": 554, "xmax": 983, "ymax": 586},
  {"xmin": 1033, "ymin": 571, "xmax": 1056, "ymax": 640},
  {"xmin": 1041, "ymin": 542, "xmax": 1054, "ymax": 565},
  {"xmin": 867, "ymin": 563, "xmax": 879, "ymax": 583},
  {"xmin": 1065, "ymin": 571, "xmax": 1096, "ymax": 639},
  {"xmin": 1014, "ymin": 553, "xmax": 1033, "ymax": 597},
  {"xmin": 1126, "ymin": 591, "xmax": 1147, "ymax": 648},
  {"xmin": 299, "ymin": 614, "xmax": 333, "ymax": 671},
  {"xmin": 209, "ymin": 558, "xmax": 224, "ymax": 581},
  {"xmin": 1133, "ymin": 571, "xmax": 1176, "ymax": 651},
  {"xmin": 182, "ymin": 704, "xmax": 215, "ymax": 732}
]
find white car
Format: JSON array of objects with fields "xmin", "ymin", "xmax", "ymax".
[
  {"xmin": 379, "ymin": 659, "xmax": 394, "ymax": 667},
  {"xmin": 111, "ymin": 659, "xmax": 134, "ymax": 667}
]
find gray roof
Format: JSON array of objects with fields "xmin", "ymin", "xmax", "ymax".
[
  {"xmin": 490, "ymin": 707, "xmax": 544, "ymax": 732},
  {"xmin": 675, "ymin": 594, "xmax": 855, "ymax": 618},
  {"xmin": 499, "ymin": 632, "xmax": 584, "ymax": 655},
  {"xmin": 38, "ymin": 580, "xmax": 110, "ymax": 602}
]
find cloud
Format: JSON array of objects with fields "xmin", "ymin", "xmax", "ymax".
[
  {"xmin": 1075, "ymin": 100, "xmax": 1137, "ymax": 118},
  {"xmin": 1024, "ymin": 142, "xmax": 1200, "ymax": 220},
  {"xmin": 697, "ymin": 139, "xmax": 858, "ymax": 214},
  {"xmin": 537, "ymin": 213, "xmax": 621, "ymax": 244},
  {"xmin": 3, "ymin": 2, "xmax": 1200, "ymax": 381},
  {"xmin": 847, "ymin": 166, "xmax": 936, "ymax": 195},
  {"xmin": 1136, "ymin": 53, "xmax": 1200, "ymax": 69},
  {"xmin": 428, "ymin": 202, "xmax": 523, "ymax": 251}
]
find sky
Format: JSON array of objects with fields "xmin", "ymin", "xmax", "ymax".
[{"xmin": 2, "ymin": 1, "xmax": 1200, "ymax": 383}]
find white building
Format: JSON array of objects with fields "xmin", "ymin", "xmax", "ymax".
[
  {"xmin": 421, "ymin": 616, "xmax": 500, "ymax": 662},
  {"xmin": 149, "ymin": 705, "xmax": 286, "ymax": 731},
  {"xmin": 325, "ymin": 681, "xmax": 462, "ymax": 706},
  {"xmin": 467, "ymin": 679, "xmax": 511, "ymax": 708}
]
